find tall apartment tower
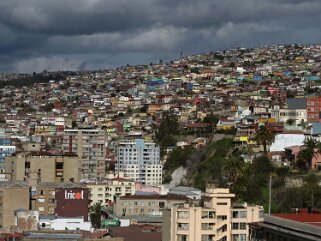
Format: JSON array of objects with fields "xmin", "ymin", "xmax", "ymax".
[
  {"xmin": 115, "ymin": 139, "xmax": 162, "ymax": 185},
  {"xmin": 63, "ymin": 128, "xmax": 107, "ymax": 180},
  {"xmin": 162, "ymin": 188, "xmax": 264, "ymax": 241}
]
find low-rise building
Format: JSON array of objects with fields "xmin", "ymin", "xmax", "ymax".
[
  {"xmin": 114, "ymin": 194, "xmax": 188, "ymax": 223},
  {"xmin": 5, "ymin": 151, "xmax": 81, "ymax": 187},
  {"xmin": 0, "ymin": 181, "xmax": 30, "ymax": 228},
  {"xmin": 84, "ymin": 174, "xmax": 135, "ymax": 206},
  {"xmin": 249, "ymin": 209, "xmax": 321, "ymax": 241}
]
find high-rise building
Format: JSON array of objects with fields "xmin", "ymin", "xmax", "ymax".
[
  {"xmin": 63, "ymin": 128, "xmax": 107, "ymax": 180},
  {"xmin": 162, "ymin": 188, "xmax": 264, "ymax": 241},
  {"xmin": 115, "ymin": 139, "xmax": 162, "ymax": 185}
]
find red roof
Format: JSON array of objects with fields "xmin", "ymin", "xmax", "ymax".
[
  {"xmin": 281, "ymin": 130, "xmax": 305, "ymax": 134},
  {"xmin": 273, "ymin": 209, "xmax": 321, "ymax": 223}
]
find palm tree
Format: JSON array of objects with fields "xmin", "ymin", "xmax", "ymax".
[
  {"xmin": 90, "ymin": 202, "xmax": 102, "ymax": 229},
  {"xmin": 254, "ymin": 125, "xmax": 276, "ymax": 154},
  {"xmin": 223, "ymin": 156, "xmax": 245, "ymax": 182},
  {"xmin": 297, "ymin": 137, "xmax": 321, "ymax": 170}
]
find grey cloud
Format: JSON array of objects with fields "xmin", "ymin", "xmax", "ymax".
[{"xmin": 1, "ymin": 0, "xmax": 321, "ymax": 72}]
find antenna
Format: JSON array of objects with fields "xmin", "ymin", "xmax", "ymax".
[{"xmin": 268, "ymin": 175, "xmax": 272, "ymax": 215}]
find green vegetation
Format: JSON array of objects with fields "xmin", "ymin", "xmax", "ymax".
[
  {"xmin": 90, "ymin": 202, "xmax": 102, "ymax": 229},
  {"xmin": 163, "ymin": 135, "xmax": 321, "ymax": 213},
  {"xmin": 254, "ymin": 126, "xmax": 276, "ymax": 154},
  {"xmin": 0, "ymin": 72, "xmax": 71, "ymax": 88},
  {"xmin": 155, "ymin": 111, "xmax": 179, "ymax": 150},
  {"xmin": 297, "ymin": 137, "xmax": 321, "ymax": 170}
]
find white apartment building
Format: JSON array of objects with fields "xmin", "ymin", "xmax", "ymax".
[
  {"xmin": 63, "ymin": 128, "xmax": 107, "ymax": 180},
  {"xmin": 0, "ymin": 145, "xmax": 16, "ymax": 180},
  {"xmin": 115, "ymin": 139, "xmax": 162, "ymax": 185},
  {"xmin": 84, "ymin": 173, "xmax": 136, "ymax": 206},
  {"xmin": 271, "ymin": 108, "xmax": 307, "ymax": 125},
  {"xmin": 163, "ymin": 188, "xmax": 264, "ymax": 241}
]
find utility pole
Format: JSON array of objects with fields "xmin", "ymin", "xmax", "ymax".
[{"xmin": 268, "ymin": 175, "xmax": 272, "ymax": 215}]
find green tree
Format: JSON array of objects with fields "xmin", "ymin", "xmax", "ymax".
[
  {"xmin": 297, "ymin": 137, "xmax": 321, "ymax": 170},
  {"xmin": 155, "ymin": 111, "xmax": 179, "ymax": 150},
  {"xmin": 90, "ymin": 202, "xmax": 102, "ymax": 228},
  {"xmin": 254, "ymin": 126, "xmax": 276, "ymax": 154},
  {"xmin": 223, "ymin": 155, "xmax": 245, "ymax": 182},
  {"xmin": 203, "ymin": 113, "xmax": 219, "ymax": 134},
  {"xmin": 286, "ymin": 118, "xmax": 295, "ymax": 126}
]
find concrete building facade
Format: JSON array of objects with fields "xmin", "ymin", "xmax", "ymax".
[
  {"xmin": 63, "ymin": 128, "xmax": 107, "ymax": 180},
  {"xmin": 162, "ymin": 188, "xmax": 264, "ymax": 241},
  {"xmin": 84, "ymin": 174, "xmax": 135, "ymax": 207},
  {"xmin": 114, "ymin": 194, "xmax": 187, "ymax": 219},
  {"xmin": 115, "ymin": 139, "xmax": 162, "ymax": 185},
  {"xmin": 5, "ymin": 152, "xmax": 81, "ymax": 187},
  {"xmin": 32, "ymin": 182, "xmax": 58, "ymax": 216},
  {"xmin": 0, "ymin": 181, "xmax": 30, "ymax": 228}
]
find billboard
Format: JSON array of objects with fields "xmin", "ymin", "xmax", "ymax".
[{"xmin": 55, "ymin": 188, "xmax": 89, "ymax": 221}]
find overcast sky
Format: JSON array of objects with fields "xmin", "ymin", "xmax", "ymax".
[{"xmin": 1, "ymin": 0, "xmax": 321, "ymax": 73}]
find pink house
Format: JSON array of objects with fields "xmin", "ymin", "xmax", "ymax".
[{"xmin": 135, "ymin": 182, "xmax": 161, "ymax": 194}]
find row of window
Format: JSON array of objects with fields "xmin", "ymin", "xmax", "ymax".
[
  {"xmin": 121, "ymin": 201, "xmax": 164, "ymax": 207},
  {"xmin": 232, "ymin": 222, "xmax": 247, "ymax": 230}
]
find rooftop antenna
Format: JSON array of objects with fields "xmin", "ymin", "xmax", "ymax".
[{"xmin": 268, "ymin": 175, "xmax": 272, "ymax": 215}]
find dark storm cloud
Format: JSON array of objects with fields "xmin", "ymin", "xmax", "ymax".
[{"xmin": 1, "ymin": 0, "xmax": 321, "ymax": 72}]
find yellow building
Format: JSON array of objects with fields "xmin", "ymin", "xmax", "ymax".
[{"xmin": 162, "ymin": 188, "xmax": 264, "ymax": 241}]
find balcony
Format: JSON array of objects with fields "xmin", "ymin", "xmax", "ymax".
[{"xmin": 177, "ymin": 223, "xmax": 189, "ymax": 232}]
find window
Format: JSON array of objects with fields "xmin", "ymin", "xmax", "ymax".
[
  {"xmin": 159, "ymin": 202, "xmax": 165, "ymax": 208},
  {"xmin": 178, "ymin": 211, "xmax": 189, "ymax": 219},
  {"xmin": 178, "ymin": 223, "xmax": 189, "ymax": 231},
  {"xmin": 240, "ymin": 222, "xmax": 246, "ymax": 230},
  {"xmin": 201, "ymin": 223, "xmax": 214, "ymax": 230},
  {"xmin": 202, "ymin": 211, "xmax": 215, "ymax": 219},
  {"xmin": 232, "ymin": 211, "xmax": 239, "ymax": 218},
  {"xmin": 232, "ymin": 223, "xmax": 239, "ymax": 230},
  {"xmin": 233, "ymin": 211, "xmax": 246, "ymax": 218},
  {"xmin": 177, "ymin": 235, "xmax": 188, "ymax": 241},
  {"xmin": 239, "ymin": 211, "xmax": 247, "ymax": 218},
  {"xmin": 217, "ymin": 202, "xmax": 227, "ymax": 205},
  {"xmin": 201, "ymin": 235, "xmax": 214, "ymax": 241},
  {"xmin": 240, "ymin": 234, "xmax": 246, "ymax": 241},
  {"xmin": 56, "ymin": 162, "xmax": 63, "ymax": 169}
]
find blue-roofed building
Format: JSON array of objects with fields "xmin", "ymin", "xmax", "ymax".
[
  {"xmin": 306, "ymin": 76, "xmax": 320, "ymax": 81},
  {"xmin": 253, "ymin": 75, "xmax": 263, "ymax": 81},
  {"xmin": 146, "ymin": 79, "xmax": 165, "ymax": 85},
  {"xmin": 282, "ymin": 71, "xmax": 292, "ymax": 76},
  {"xmin": 146, "ymin": 79, "xmax": 166, "ymax": 91}
]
